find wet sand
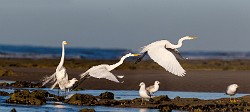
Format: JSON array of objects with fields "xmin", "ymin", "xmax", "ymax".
[{"xmin": 1, "ymin": 67, "xmax": 250, "ymax": 93}]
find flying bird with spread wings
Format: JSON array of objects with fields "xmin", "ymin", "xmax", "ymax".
[
  {"xmin": 72, "ymin": 53, "xmax": 140, "ymax": 89},
  {"xmin": 135, "ymin": 36, "xmax": 197, "ymax": 77}
]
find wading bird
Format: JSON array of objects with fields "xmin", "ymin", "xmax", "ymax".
[
  {"xmin": 146, "ymin": 81, "xmax": 160, "ymax": 96},
  {"xmin": 72, "ymin": 53, "xmax": 140, "ymax": 89},
  {"xmin": 226, "ymin": 84, "xmax": 239, "ymax": 102},
  {"xmin": 50, "ymin": 75, "xmax": 78, "ymax": 97},
  {"xmin": 42, "ymin": 41, "xmax": 69, "ymax": 95},
  {"xmin": 139, "ymin": 82, "xmax": 151, "ymax": 105},
  {"xmin": 135, "ymin": 36, "xmax": 197, "ymax": 76}
]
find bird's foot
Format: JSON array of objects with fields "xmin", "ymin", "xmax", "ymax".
[{"xmin": 233, "ymin": 99, "xmax": 237, "ymax": 103}]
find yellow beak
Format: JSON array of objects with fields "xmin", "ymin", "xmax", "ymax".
[
  {"xmin": 190, "ymin": 36, "xmax": 198, "ymax": 39},
  {"xmin": 65, "ymin": 42, "xmax": 69, "ymax": 44},
  {"xmin": 132, "ymin": 54, "xmax": 141, "ymax": 56}
]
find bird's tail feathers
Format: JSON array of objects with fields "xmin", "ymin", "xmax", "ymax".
[{"xmin": 42, "ymin": 73, "xmax": 56, "ymax": 86}]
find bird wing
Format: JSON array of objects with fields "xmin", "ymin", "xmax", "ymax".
[
  {"xmin": 89, "ymin": 67, "xmax": 120, "ymax": 83},
  {"xmin": 50, "ymin": 80, "xmax": 58, "ymax": 90},
  {"xmin": 42, "ymin": 72, "xmax": 56, "ymax": 86},
  {"xmin": 166, "ymin": 48, "xmax": 186, "ymax": 60},
  {"xmin": 146, "ymin": 85, "xmax": 154, "ymax": 92},
  {"xmin": 147, "ymin": 47, "xmax": 186, "ymax": 76},
  {"xmin": 146, "ymin": 89, "xmax": 151, "ymax": 98}
]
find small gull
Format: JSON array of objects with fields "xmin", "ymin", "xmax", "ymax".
[
  {"xmin": 139, "ymin": 82, "xmax": 151, "ymax": 105},
  {"xmin": 225, "ymin": 84, "xmax": 239, "ymax": 102},
  {"xmin": 51, "ymin": 76, "xmax": 78, "ymax": 97},
  {"xmin": 146, "ymin": 81, "xmax": 160, "ymax": 96}
]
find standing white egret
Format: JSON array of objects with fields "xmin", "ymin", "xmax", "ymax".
[
  {"xmin": 226, "ymin": 84, "xmax": 239, "ymax": 102},
  {"xmin": 42, "ymin": 41, "xmax": 69, "ymax": 87},
  {"xmin": 146, "ymin": 81, "xmax": 160, "ymax": 96},
  {"xmin": 72, "ymin": 53, "xmax": 140, "ymax": 89},
  {"xmin": 139, "ymin": 82, "xmax": 151, "ymax": 105},
  {"xmin": 135, "ymin": 36, "xmax": 197, "ymax": 76}
]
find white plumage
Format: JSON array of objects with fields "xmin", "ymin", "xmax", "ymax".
[
  {"xmin": 42, "ymin": 41, "xmax": 69, "ymax": 87},
  {"xmin": 51, "ymin": 75, "xmax": 78, "ymax": 92},
  {"xmin": 139, "ymin": 82, "xmax": 151, "ymax": 105},
  {"xmin": 41, "ymin": 41, "xmax": 78, "ymax": 96},
  {"xmin": 146, "ymin": 81, "xmax": 160, "ymax": 95},
  {"xmin": 226, "ymin": 84, "xmax": 239, "ymax": 95},
  {"xmin": 79, "ymin": 53, "xmax": 140, "ymax": 83},
  {"xmin": 136, "ymin": 36, "xmax": 197, "ymax": 77},
  {"xmin": 226, "ymin": 84, "xmax": 239, "ymax": 102}
]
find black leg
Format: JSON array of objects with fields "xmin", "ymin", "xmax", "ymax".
[
  {"xmin": 58, "ymin": 89, "xmax": 60, "ymax": 96},
  {"xmin": 64, "ymin": 89, "xmax": 66, "ymax": 98},
  {"xmin": 71, "ymin": 74, "xmax": 90, "ymax": 90},
  {"xmin": 135, "ymin": 52, "xmax": 147, "ymax": 64}
]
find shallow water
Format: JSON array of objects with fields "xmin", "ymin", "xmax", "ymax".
[{"xmin": 0, "ymin": 87, "xmax": 248, "ymax": 112}]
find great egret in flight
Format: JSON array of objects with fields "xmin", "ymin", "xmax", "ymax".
[
  {"xmin": 139, "ymin": 82, "xmax": 151, "ymax": 105},
  {"xmin": 226, "ymin": 84, "xmax": 239, "ymax": 102},
  {"xmin": 146, "ymin": 81, "xmax": 160, "ymax": 96},
  {"xmin": 42, "ymin": 41, "xmax": 69, "ymax": 87},
  {"xmin": 72, "ymin": 53, "xmax": 140, "ymax": 89},
  {"xmin": 135, "ymin": 36, "xmax": 197, "ymax": 76}
]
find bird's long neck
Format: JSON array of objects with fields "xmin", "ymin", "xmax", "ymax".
[
  {"xmin": 58, "ymin": 43, "xmax": 65, "ymax": 69},
  {"xmin": 108, "ymin": 56, "xmax": 128, "ymax": 71},
  {"xmin": 171, "ymin": 37, "xmax": 186, "ymax": 49}
]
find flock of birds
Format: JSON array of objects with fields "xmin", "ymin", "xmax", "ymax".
[{"xmin": 41, "ymin": 36, "xmax": 239, "ymax": 104}]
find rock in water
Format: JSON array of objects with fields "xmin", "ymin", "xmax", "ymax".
[
  {"xmin": 6, "ymin": 90, "xmax": 48, "ymax": 105},
  {"xmin": 65, "ymin": 94, "xmax": 97, "ymax": 106},
  {"xmin": 10, "ymin": 81, "xmax": 45, "ymax": 88},
  {"xmin": 10, "ymin": 108, "xmax": 17, "ymax": 112},
  {"xmin": 99, "ymin": 92, "xmax": 114, "ymax": 100},
  {"xmin": 0, "ymin": 91, "xmax": 10, "ymax": 96},
  {"xmin": 79, "ymin": 108, "xmax": 95, "ymax": 112}
]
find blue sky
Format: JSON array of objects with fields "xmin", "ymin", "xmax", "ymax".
[{"xmin": 0, "ymin": 0, "xmax": 250, "ymax": 51}]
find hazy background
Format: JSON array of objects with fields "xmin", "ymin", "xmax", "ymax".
[{"xmin": 0, "ymin": 0, "xmax": 249, "ymax": 52}]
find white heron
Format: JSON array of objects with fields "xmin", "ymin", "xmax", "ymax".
[
  {"xmin": 135, "ymin": 36, "xmax": 197, "ymax": 76},
  {"xmin": 226, "ymin": 84, "xmax": 239, "ymax": 102},
  {"xmin": 42, "ymin": 41, "xmax": 69, "ymax": 88},
  {"xmin": 146, "ymin": 81, "xmax": 160, "ymax": 96},
  {"xmin": 72, "ymin": 53, "xmax": 140, "ymax": 89},
  {"xmin": 80, "ymin": 53, "xmax": 140, "ymax": 82},
  {"xmin": 139, "ymin": 82, "xmax": 151, "ymax": 105}
]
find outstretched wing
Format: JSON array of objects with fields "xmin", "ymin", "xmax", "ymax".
[
  {"xmin": 147, "ymin": 47, "xmax": 186, "ymax": 77},
  {"xmin": 166, "ymin": 48, "xmax": 186, "ymax": 60},
  {"xmin": 42, "ymin": 72, "xmax": 56, "ymax": 86},
  {"xmin": 89, "ymin": 67, "xmax": 120, "ymax": 83}
]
